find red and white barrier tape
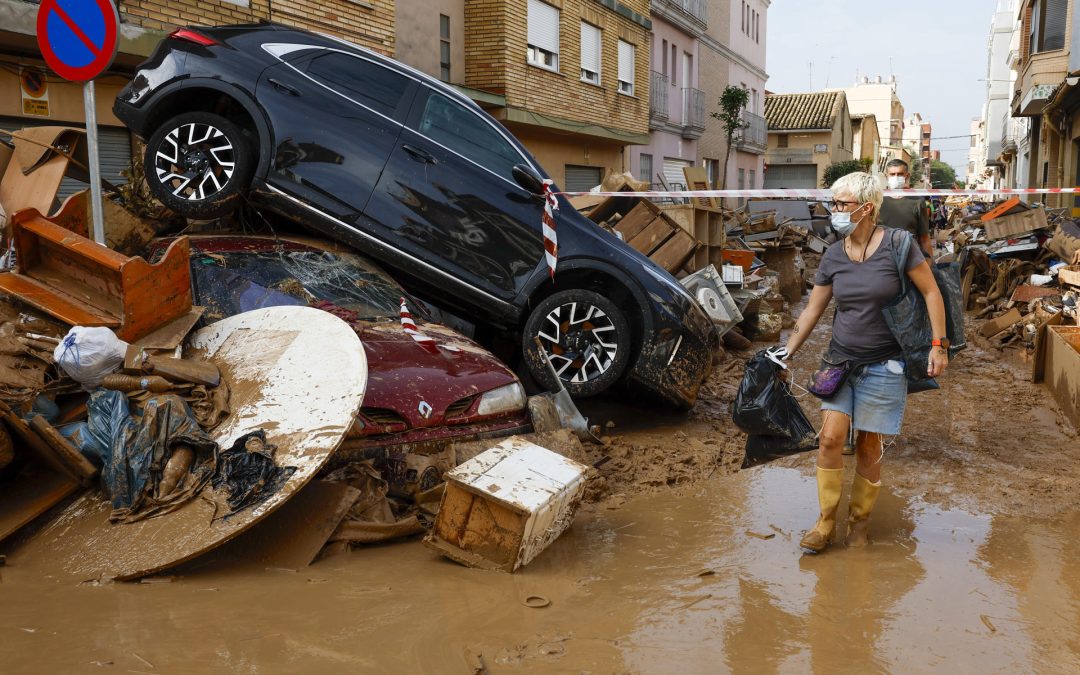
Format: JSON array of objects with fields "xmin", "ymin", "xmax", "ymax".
[
  {"xmin": 399, "ymin": 297, "xmax": 438, "ymax": 353},
  {"xmin": 541, "ymin": 178, "xmax": 559, "ymax": 278},
  {"xmin": 556, "ymin": 187, "xmax": 1080, "ymax": 199},
  {"xmin": 534, "ymin": 185, "xmax": 1072, "ymax": 283}
]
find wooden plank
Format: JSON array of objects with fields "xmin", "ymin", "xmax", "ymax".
[
  {"xmin": 1032, "ymin": 312, "xmax": 1065, "ymax": 383},
  {"xmin": 682, "ymin": 166, "xmax": 719, "ymax": 210},
  {"xmin": 133, "ymin": 308, "xmax": 204, "ymax": 351},
  {"xmin": 979, "ymin": 308, "xmax": 1022, "ymax": 338},
  {"xmin": 28, "ymin": 415, "xmax": 98, "ymax": 486},
  {"xmin": 612, "ymin": 201, "xmax": 660, "ymax": 241},
  {"xmin": 650, "ymin": 229, "xmax": 700, "ymax": 272},
  {"xmin": 627, "ymin": 217, "xmax": 674, "ymax": 256},
  {"xmin": 0, "ymin": 459, "xmax": 79, "ymax": 543},
  {"xmin": 0, "ymin": 403, "xmax": 76, "ymax": 481},
  {"xmin": 0, "ymin": 273, "xmax": 118, "ymax": 328}
]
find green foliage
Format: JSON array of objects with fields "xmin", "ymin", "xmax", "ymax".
[
  {"xmin": 822, "ymin": 160, "xmax": 865, "ymax": 187},
  {"xmin": 929, "ymin": 160, "xmax": 958, "ymax": 188},
  {"xmin": 709, "ymin": 86, "xmax": 750, "ymax": 191},
  {"xmin": 710, "ymin": 85, "xmax": 750, "ymax": 139}
]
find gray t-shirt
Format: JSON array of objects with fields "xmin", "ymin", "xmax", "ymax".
[
  {"xmin": 879, "ymin": 196, "xmax": 929, "ymax": 238},
  {"xmin": 813, "ymin": 230, "xmax": 926, "ymax": 362}
]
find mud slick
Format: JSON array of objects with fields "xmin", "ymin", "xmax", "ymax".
[{"xmin": 3, "ymin": 304, "xmax": 1079, "ymax": 672}]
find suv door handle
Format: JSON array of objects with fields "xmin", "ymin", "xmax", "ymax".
[
  {"xmin": 402, "ymin": 144, "xmax": 437, "ymax": 165},
  {"xmin": 268, "ymin": 78, "xmax": 300, "ymax": 96}
]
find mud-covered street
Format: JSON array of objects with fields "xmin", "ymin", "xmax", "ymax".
[{"xmin": 2, "ymin": 311, "xmax": 1078, "ymax": 673}]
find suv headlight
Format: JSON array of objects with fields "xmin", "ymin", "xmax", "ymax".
[{"xmin": 476, "ymin": 383, "xmax": 526, "ymax": 416}]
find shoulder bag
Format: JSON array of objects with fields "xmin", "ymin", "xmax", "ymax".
[{"xmin": 880, "ymin": 229, "xmax": 967, "ymax": 394}]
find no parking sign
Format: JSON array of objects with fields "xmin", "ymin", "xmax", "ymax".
[
  {"xmin": 34, "ymin": 0, "xmax": 120, "ymax": 245},
  {"xmin": 36, "ymin": 0, "xmax": 120, "ymax": 82}
]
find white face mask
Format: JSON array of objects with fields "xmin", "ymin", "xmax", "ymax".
[
  {"xmin": 830, "ymin": 204, "xmax": 865, "ymax": 238},
  {"xmin": 886, "ymin": 175, "xmax": 907, "ymax": 190},
  {"xmin": 830, "ymin": 211, "xmax": 857, "ymax": 238}
]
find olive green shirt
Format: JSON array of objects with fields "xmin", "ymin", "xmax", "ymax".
[{"xmin": 878, "ymin": 196, "xmax": 929, "ymax": 238}]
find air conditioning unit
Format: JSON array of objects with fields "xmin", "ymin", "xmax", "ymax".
[{"xmin": 680, "ymin": 265, "xmax": 743, "ymax": 335}]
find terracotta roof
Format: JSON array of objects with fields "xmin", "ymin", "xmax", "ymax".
[{"xmin": 765, "ymin": 91, "xmax": 846, "ymax": 131}]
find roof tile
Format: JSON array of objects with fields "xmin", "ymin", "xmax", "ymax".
[{"xmin": 765, "ymin": 91, "xmax": 845, "ymax": 131}]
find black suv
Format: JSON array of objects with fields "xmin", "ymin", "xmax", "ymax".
[{"xmin": 114, "ymin": 23, "xmax": 716, "ymax": 408}]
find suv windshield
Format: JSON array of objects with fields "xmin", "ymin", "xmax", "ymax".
[{"xmin": 191, "ymin": 248, "xmax": 409, "ymax": 323}]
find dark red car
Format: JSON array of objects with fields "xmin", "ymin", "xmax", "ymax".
[{"xmin": 150, "ymin": 234, "xmax": 531, "ymax": 486}]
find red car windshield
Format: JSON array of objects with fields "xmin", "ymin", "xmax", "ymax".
[{"xmin": 191, "ymin": 248, "xmax": 410, "ymax": 323}]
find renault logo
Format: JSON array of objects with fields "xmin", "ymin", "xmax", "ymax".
[{"xmin": 418, "ymin": 400, "xmax": 433, "ymax": 419}]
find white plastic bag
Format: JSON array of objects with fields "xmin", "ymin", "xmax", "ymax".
[{"xmin": 53, "ymin": 326, "xmax": 129, "ymax": 388}]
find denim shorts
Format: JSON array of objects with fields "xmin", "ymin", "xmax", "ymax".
[{"xmin": 820, "ymin": 359, "xmax": 907, "ymax": 435}]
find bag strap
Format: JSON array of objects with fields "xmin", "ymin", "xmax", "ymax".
[{"xmin": 888, "ymin": 228, "xmax": 913, "ymax": 298}]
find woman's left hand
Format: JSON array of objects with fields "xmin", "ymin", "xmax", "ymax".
[{"xmin": 928, "ymin": 346, "xmax": 949, "ymax": 377}]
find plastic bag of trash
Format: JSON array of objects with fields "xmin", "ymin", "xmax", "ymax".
[
  {"xmin": 732, "ymin": 351, "xmax": 818, "ymax": 468},
  {"xmin": 52, "ymin": 326, "xmax": 128, "ymax": 388}
]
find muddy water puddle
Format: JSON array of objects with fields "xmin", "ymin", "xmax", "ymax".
[{"xmin": 3, "ymin": 465, "xmax": 1079, "ymax": 673}]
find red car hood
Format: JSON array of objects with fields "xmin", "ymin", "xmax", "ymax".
[{"xmin": 355, "ymin": 321, "xmax": 519, "ymax": 429}]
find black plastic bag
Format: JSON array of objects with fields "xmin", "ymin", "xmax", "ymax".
[
  {"xmin": 881, "ymin": 229, "xmax": 967, "ymax": 394},
  {"xmin": 732, "ymin": 351, "xmax": 819, "ymax": 468}
]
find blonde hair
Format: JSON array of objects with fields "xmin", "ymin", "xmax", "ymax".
[{"xmin": 831, "ymin": 171, "xmax": 883, "ymax": 220}]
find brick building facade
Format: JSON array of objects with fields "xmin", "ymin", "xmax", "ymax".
[
  {"xmin": 464, "ymin": 0, "xmax": 652, "ymax": 188},
  {"xmin": 118, "ymin": 0, "xmax": 395, "ymax": 55}
]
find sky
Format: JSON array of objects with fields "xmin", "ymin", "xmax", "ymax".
[{"xmin": 765, "ymin": 0, "xmax": 1001, "ymax": 176}]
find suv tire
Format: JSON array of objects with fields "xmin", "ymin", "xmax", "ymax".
[
  {"xmin": 523, "ymin": 289, "xmax": 631, "ymax": 397},
  {"xmin": 145, "ymin": 112, "xmax": 254, "ymax": 219}
]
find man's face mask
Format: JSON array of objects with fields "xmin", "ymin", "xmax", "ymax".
[{"xmin": 886, "ymin": 174, "xmax": 907, "ymax": 190}]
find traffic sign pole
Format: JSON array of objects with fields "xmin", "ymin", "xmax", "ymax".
[
  {"xmin": 83, "ymin": 80, "xmax": 105, "ymax": 244},
  {"xmin": 37, "ymin": 0, "xmax": 120, "ymax": 247}
]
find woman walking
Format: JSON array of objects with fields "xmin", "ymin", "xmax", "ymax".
[{"xmin": 776, "ymin": 172, "xmax": 949, "ymax": 552}]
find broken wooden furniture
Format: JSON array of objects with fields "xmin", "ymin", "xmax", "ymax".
[
  {"xmin": 425, "ymin": 437, "xmax": 588, "ymax": 573},
  {"xmin": 588, "ymin": 198, "xmax": 703, "ymax": 274},
  {"xmin": 0, "ymin": 208, "xmax": 191, "ymax": 342},
  {"xmin": 11, "ymin": 305, "xmax": 367, "ymax": 581}
]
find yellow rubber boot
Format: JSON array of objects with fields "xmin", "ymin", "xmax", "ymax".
[
  {"xmin": 844, "ymin": 472, "xmax": 881, "ymax": 548},
  {"xmin": 799, "ymin": 466, "xmax": 844, "ymax": 553}
]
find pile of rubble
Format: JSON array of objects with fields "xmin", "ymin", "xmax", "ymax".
[
  {"xmin": 571, "ymin": 172, "xmax": 828, "ymax": 352},
  {"xmin": 940, "ymin": 197, "xmax": 1080, "ymax": 426},
  {"xmin": 0, "ymin": 126, "xmax": 596, "ymax": 581}
]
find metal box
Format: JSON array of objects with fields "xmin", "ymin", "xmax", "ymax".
[{"xmin": 424, "ymin": 437, "xmax": 588, "ymax": 572}]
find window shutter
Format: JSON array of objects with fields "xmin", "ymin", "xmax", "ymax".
[
  {"xmin": 580, "ymin": 22, "xmax": 600, "ymax": 74},
  {"xmin": 528, "ymin": 0, "xmax": 560, "ymax": 54},
  {"xmin": 618, "ymin": 40, "xmax": 634, "ymax": 84},
  {"xmin": 1043, "ymin": 0, "xmax": 1067, "ymax": 51}
]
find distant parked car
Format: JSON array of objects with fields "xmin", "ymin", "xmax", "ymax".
[
  {"xmin": 147, "ymin": 234, "xmax": 531, "ymax": 467},
  {"xmin": 116, "ymin": 24, "xmax": 717, "ymax": 407}
]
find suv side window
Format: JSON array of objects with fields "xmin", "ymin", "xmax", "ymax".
[
  {"xmin": 417, "ymin": 92, "xmax": 524, "ymax": 181},
  {"xmin": 305, "ymin": 52, "xmax": 411, "ymax": 117}
]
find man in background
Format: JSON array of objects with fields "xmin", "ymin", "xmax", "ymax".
[{"xmin": 879, "ymin": 159, "xmax": 933, "ymax": 256}]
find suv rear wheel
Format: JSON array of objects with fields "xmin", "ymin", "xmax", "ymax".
[
  {"xmin": 145, "ymin": 111, "xmax": 255, "ymax": 219},
  {"xmin": 523, "ymin": 289, "xmax": 631, "ymax": 397}
]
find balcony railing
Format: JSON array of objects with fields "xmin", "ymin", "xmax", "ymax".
[
  {"xmin": 650, "ymin": 71, "xmax": 669, "ymax": 125},
  {"xmin": 1000, "ymin": 113, "xmax": 1017, "ymax": 154},
  {"xmin": 656, "ymin": 0, "xmax": 707, "ymax": 25},
  {"xmin": 734, "ymin": 111, "xmax": 768, "ymax": 153},
  {"xmin": 682, "ymin": 87, "xmax": 705, "ymax": 139}
]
